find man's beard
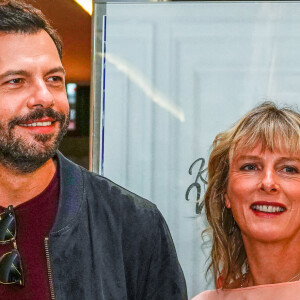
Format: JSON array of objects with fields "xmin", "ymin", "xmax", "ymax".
[{"xmin": 0, "ymin": 108, "xmax": 69, "ymax": 174}]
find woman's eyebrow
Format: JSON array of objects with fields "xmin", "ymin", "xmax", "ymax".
[
  {"xmin": 235, "ymin": 155, "xmax": 261, "ymax": 161},
  {"xmin": 276, "ymin": 157, "xmax": 300, "ymax": 163}
]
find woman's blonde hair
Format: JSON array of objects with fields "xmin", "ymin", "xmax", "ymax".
[{"xmin": 204, "ymin": 101, "xmax": 300, "ymax": 287}]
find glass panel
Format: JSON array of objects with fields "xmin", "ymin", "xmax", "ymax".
[
  {"xmin": 93, "ymin": 1, "xmax": 300, "ymax": 297},
  {"xmin": 67, "ymin": 83, "xmax": 77, "ymax": 131}
]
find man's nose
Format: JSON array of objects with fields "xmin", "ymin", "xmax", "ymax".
[
  {"xmin": 27, "ymin": 80, "xmax": 55, "ymax": 109},
  {"xmin": 259, "ymin": 169, "xmax": 280, "ymax": 193}
]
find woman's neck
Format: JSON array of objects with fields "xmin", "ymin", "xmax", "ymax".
[{"xmin": 242, "ymin": 234, "xmax": 300, "ymax": 287}]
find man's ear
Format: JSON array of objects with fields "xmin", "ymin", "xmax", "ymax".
[{"xmin": 224, "ymin": 193, "xmax": 231, "ymax": 208}]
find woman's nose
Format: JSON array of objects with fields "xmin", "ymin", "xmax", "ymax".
[
  {"xmin": 259, "ymin": 169, "xmax": 280, "ymax": 193},
  {"xmin": 26, "ymin": 80, "xmax": 55, "ymax": 109}
]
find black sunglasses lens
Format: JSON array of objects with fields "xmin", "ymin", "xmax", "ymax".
[
  {"xmin": 0, "ymin": 208, "xmax": 16, "ymax": 242},
  {"xmin": 0, "ymin": 249, "xmax": 23, "ymax": 285}
]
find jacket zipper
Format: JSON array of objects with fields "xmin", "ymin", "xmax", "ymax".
[{"xmin": 44, "ymin": 237, "xmax": 56, "ymax": 300}]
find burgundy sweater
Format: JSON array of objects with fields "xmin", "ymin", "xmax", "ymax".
[{"xmin": 0, "ymin": 169, "xmax": 59, "ymax": 300}]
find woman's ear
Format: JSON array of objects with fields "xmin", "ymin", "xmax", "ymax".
[{"xmin": 224, "ymin": 193, "xmax": 231, "ymax": 208}]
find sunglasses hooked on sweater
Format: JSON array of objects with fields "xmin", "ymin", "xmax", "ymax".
[{"xmin": 0, "ymin": 205, "xmax": 24, "ymax": 286}]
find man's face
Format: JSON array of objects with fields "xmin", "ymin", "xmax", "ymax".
[{"xmin": 0, "ymin": 30, "xmax": 69, "ymax": 173}]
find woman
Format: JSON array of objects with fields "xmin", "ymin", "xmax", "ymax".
[{"xmin": 193, "ymin": 102, "xmax": 300, "ymax": 299}]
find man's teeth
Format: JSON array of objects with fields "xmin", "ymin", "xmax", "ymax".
[
  {"xmin": 20, "ymin": 121, "xmax": 52, "ymax": 127},
  {"xmin": 251, "ymin": 205, "xmax": 285, "ymax": 213}
]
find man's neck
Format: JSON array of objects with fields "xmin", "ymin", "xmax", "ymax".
[{"xmin": 0, "ymin": 159, "xmax": 57, "ymax": 207}]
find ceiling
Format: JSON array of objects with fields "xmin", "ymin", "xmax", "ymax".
[{"xmin": 27, "ymin": 0, "xmax": 92, "ymax": 84}]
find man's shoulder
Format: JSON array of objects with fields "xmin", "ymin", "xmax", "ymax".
[
  {"xmin": 79, "ymin": 167, "xmax": 166, "ymax": 246},
  {"xmin": 80, "ymin": 166, "xmax": 160, "ymax": 221},
  {"xmin": 56, "ymin": 152, "xmax": 161, "ymax": 231},
  {"xmin": 57, "ymin": 151, "xmax": 156, "ymax": 209},
  {"xmin": 84, "ymin": 167, "xmax": 154, "ymax": 205}
]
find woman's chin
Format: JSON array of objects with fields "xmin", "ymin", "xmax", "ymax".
[{"xmin": 241, "ymin": 225, "xmax": 295, "ymax": 243}]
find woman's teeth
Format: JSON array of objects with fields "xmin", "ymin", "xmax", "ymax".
[{"xmin": 251, "ymin": 204, "xmax": 285, "ymax": 213}]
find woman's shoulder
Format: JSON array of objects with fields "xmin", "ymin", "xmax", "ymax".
[
  {"xmin": 192, "ymin": 281, "xmax": 300, "ymax": 300},
  {"xmin": 191, "ymin": 289, "xmax": 219, "ymax": 300}
]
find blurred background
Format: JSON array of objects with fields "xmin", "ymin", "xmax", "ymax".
[{"xmin": 26, "ymin": 0, "xmax": 92, "ymax": 169}]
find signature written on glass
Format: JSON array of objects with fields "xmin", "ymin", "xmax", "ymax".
[{"xmin": 185, "ymin": 158, "xmax": 208, "ymax": 214}]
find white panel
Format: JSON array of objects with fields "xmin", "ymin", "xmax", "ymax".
[{"xmin": 95, "ymin": 2, "xmax": 300, "ymax": 297}]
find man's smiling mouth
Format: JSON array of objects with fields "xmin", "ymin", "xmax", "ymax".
[{"xmin": 19, "ymin": 121, "xmax": 53, "ymax": 127}]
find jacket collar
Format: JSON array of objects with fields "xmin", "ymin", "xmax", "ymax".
[{"xmin": 50, "ymin": 151, "xmax": 84, "ymax": 235}]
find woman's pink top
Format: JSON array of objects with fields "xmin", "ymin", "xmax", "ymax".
[{"xmin": 191, "ymin": 281, "xmax": 300, "ymax": 300}]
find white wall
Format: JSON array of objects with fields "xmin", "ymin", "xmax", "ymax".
[{"xmin": 94, "ymin": 2, "xmax": 300, "ymax": 297}]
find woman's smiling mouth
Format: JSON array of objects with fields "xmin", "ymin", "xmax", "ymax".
[{"xmin": 250, "ymin": 202, "xmax": 286, "ymax": 216}]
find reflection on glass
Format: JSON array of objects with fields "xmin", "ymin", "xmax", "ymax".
[{"xmin": 67, "ymin": 83, "xmax": 77, "ymax": 131}]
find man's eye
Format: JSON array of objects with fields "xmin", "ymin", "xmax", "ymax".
[
  {"xmin": 282, "ymin": 166, "xmax": 299, "ymax": 174},
  {"xmin": 7, "ymin": 78, "xmax": 23, "ymax": 84},
  {"xmin": 240, "ymin": 164, "xmax": 257, "ymax": 171},
  {"xmin": 48, "ymin": 76, "xmax": 63, "ymax": 82}
]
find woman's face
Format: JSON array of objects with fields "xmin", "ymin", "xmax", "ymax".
[{"xmin": 225, "ymin": 143, "xmax": 300, "ymax": 243}]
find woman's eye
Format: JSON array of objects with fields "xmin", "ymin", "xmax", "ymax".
[
  {"xmin": 240, "ymin": 164, "xmax": 257, "ymax": 171},
  {"xmin": 282, "ymin": 166, "xmax": 299, "ymax": 174}
]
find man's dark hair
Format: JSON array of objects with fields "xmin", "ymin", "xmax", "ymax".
[{"xmin": 0, "ymin": 0, "xmax": 63, "ymax": 59}]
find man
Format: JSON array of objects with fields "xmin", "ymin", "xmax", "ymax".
[{"xmin": 0, "ymin": 1, "xmax": 187, "ymax": 299}]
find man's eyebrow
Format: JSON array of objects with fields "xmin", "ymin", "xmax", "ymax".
[
  {"xmin": 45, "ymin": 67, "xmax": 66, "ymax": 77},
  {"xmin": 0, "ymin": 67, "xmax": 66, "ymax": 81},
  {"xmin": 0, "ymin": 70, "xmax": 29, "ymax": 80}
]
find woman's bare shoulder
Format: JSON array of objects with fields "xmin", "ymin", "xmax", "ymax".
[{"xmin": 191, "ymin": 289, "xmax": 218, "ymax": 300}]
